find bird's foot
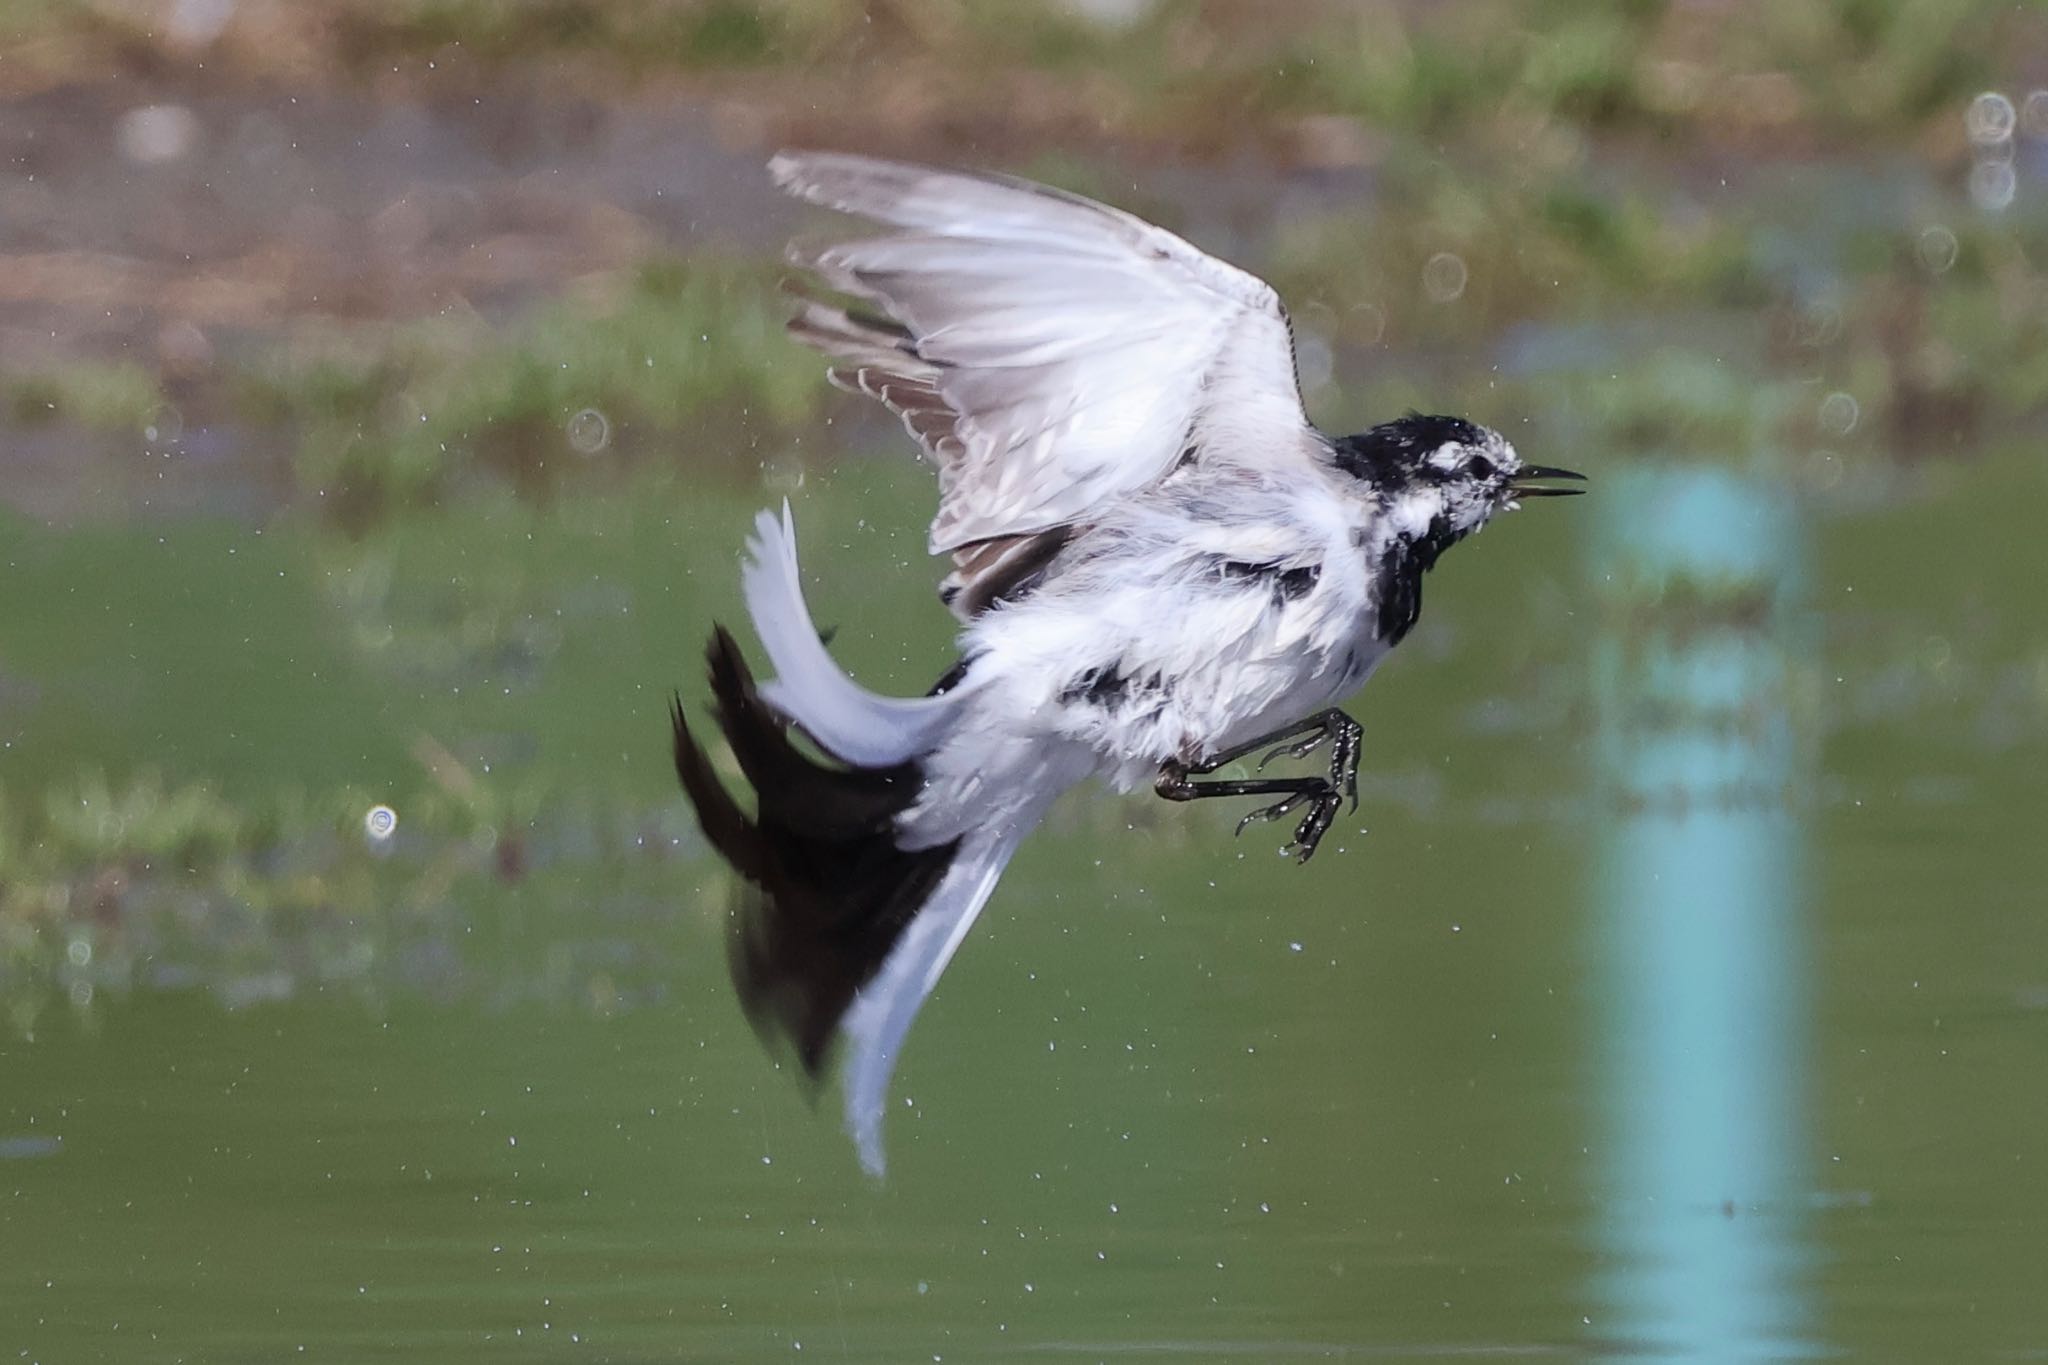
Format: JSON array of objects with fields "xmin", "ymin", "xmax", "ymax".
[
  {"xmin": 1233, "ymin": 781, "xmax": 1341, "ymax": 862},
  {"xmin": 1256, "ymin": 712, "xmax": 1361, "ymax": 815}
]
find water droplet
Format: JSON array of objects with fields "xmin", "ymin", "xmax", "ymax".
[
  {"xmin": 1916, "ymin": 225, "xmax": 1959, "ymax": 275},
  {"xmin": 1969, "ymin": 158, "xmax": 2017, "ymax": 212},
  {"xmin": 1422, "ymin": 252, "xmax": 1468, "ymax": 303},
  {"xmin": 69, "ymin": 980, "xmax": 94, "ymax": 1008},
  {"xmin": 143, "ymin": 403, "xmax": 184, "ymax": 446},
  {"xmin": 364, "ymin": 804, "xmax": 398, "ymax": 845},
  {"xmin": 117, "ymin": 104, "xmax": 201, "ymax": 165},
  {"xmin": 1967, "ymin": 91, "xmax": 2017, "ymax": 146},
  {"xmin": 157, "ymin": 319, "xmax": 213, "ymax": 373},
  {"xmin": 1061, "ymin": 0, "xmax": 1155, "ymax": 29},
  {"xmin": 1349, "ymin": 301, "xmax": 1388, "ymax": 345},
  {"xmin": 1818, "ymin": 391, "xmax": 1860, "ymax": 436},
  {"xmin": 566, "ymin": 408, "xmax": 610, "ymax": 455},
  {"xmin": 761, "ymin": 454, "xmax": 806, "ymax": 494},
  {"xmin": 1804, "ymin": 448, "xmax": 1845, "ymax": 491},
  {"xmin": 66, "ymin": 937, "xmax": 92, "ymax": 968},
  {"xmin": 166, "ymin": 0, "xmax": 236, "ymax": 49},
  {"xmin": 1294, "ymin": 329, "xmax": 1334, "ymax": 392},
  {"xmin": 2024, "ymin": 90, "xmax": 2048, "ymax": 139},
  {"xmin": 1797, "ymin": 299, "xmax": 1843, "ymax": 348}
]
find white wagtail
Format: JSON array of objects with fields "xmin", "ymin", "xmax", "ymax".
[{"xmin": 672, "ymin": 152, "xmax": 1585, "ymax": 1174}]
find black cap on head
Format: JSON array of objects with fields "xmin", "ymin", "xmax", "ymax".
[{"xmin": 1331, "ymin": 413, "xmax": 1488, "ymax": 482}]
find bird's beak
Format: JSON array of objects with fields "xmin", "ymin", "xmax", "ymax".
[{"xmin": 1505, "ymin": 464, "xmax": 1588, "ymax": 500}]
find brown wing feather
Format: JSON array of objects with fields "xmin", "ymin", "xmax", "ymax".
[
  {"xmin": 792, "ymin": 296, "xmax": 1076, "ymax": 620},
  {"xmin": 789, "ymin": 298, "xmax": 968, "ymax": 472},
  {"xmin": 939, "ymin": 529, "xmax": 1073, "ymax": 619}
]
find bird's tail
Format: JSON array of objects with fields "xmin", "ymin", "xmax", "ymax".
[
  {"xmin": 740, "ymin": 503, "xmax": 958, "ymax": 767},
  {"xmin": 672, "ymin": 506, "xmax": 1028, "ymax": 1175},
  {"xmin": 670, "ymin": 627, "xmax": 954, "ymax": 1069}
]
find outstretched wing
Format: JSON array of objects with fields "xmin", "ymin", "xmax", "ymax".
[{"xmin": 771, "ymin": 151, "xmax": 1314, "ymax": 616}]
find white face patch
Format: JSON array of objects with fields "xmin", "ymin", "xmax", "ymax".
[
  {"xmin": 1407, "ymin": 430, "xmax": 1520, "ymax": 539},
  {"xmin": 1424, "ymin": 441, "xmax": 1476, "ymax": 474},
  {"xmin": 1424, "ymin": 432, "xmax": 1518, "ymax": 477}
]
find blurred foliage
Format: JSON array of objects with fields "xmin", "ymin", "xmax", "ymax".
[
  {"xmin": 4, "ymin": 361, "xmax": 164, "ymax": 433},
  {"xmin": 6, "ymin": 0, "xmax": 2040, "ymax": 155},
  {"xmin": 224, "ymin": 256, "xmax": 819, "ymax": 521},
  {"xmin": 1265, "ymin": 157, "xmax": 1766, "ymax": 341},
  {"xmin": 317, "ymin": 0, "xmax": 848, "ymax": 70},
  {"xmin": 1250, "ymin": 0, "xmax": 2000, "ymax": 145}
]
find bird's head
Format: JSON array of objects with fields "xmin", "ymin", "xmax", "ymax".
[{"xmin": 1332, "ymin": 413, "xmax": 1584, "ymax": 553}]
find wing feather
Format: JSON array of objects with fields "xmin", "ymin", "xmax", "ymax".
[{"xmin": 771, "ymin": 152, "xmax": 1313, "ymax": 603}]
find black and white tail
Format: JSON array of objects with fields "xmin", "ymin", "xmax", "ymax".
[
  {"xmin": 671, "ymin": 629, "xmax": 957, "ymax": 1069},
  {"xmin": 671, "ymin": 507, "xmax": 1028, "ymax": 1175}
]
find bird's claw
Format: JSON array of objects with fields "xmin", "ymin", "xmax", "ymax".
[
  {"xmin": 1234, "ymin": 791, "xmax": 1312, "ymax": 836},
  {"xmin": 1258, "ymin": 715, "xmax": 1362, "ymax": 821},
  {"xmin": 1284, "ymin": 798, "xmax": 1340, "ymax": 862},
  {"xmin": 1257, "ymin": 731, "xmax": 1329, "ymax": 771},
  {"xmin": 1234, "ymin": 785, "xmax": 1340, "ymax": 862}
]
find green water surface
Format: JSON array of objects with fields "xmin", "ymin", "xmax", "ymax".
[{"xmin": 2, "ymin": 440, "xmax": 2045, "ymax": 1360}]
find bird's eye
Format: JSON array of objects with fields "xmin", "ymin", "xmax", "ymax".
[{"xmin": 1467, "ymin": 456, "xmax": 1496, "ymax": 480}]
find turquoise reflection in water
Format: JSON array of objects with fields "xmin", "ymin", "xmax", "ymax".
[{"xmin": 1591, "ymin": 466, "xmax": 1815, "ymax": 1359}]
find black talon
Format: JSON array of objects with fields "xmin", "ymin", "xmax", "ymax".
[
  {"xmin": 1257, "ymin": 731, "xmax": 1327, "ymax": 772},
  {"xmin": 1289, "ymin": 794, "xmax": 1341, "ymax": 861},
  {"xmin": 1282, "ymin": 787, "xmax": 1342, "ymax": 862},
  {"xmin": 1234, "ymin": 790, "xmax": 1315, "ymax": 836}
]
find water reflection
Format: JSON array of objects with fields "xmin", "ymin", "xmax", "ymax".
[{"xmin": 1591, "ymin": 467, "xmax": 1816, "ymax": 1359}]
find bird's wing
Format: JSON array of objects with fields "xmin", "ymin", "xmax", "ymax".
[{"xmin": 772, "ymin": 152, "xmax": 1315, "ymax": 600}]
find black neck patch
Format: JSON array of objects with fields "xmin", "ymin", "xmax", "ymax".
[
  {"xmin": 1336, "ymin": 413, "xmax": 1493, "ymax": 647},
  {"xmin": 1373, "ymin": 512, "xmax": 1460, "ymax": 646}
]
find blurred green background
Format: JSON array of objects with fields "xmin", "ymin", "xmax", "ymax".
[{"xmin": 3, "ymin": 0, "xmax": 2047, "ymax": 1359}]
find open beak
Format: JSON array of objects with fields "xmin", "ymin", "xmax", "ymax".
[{"xmin": 1505, "ymin": 464, "xmax": 1588, "ymax": 500}]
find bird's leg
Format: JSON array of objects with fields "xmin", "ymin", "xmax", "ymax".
[
  {"xmin": 1190, "ymin": 709, "xmax": 1362, "ymax": 809},
  {"xmin": 1156, "ymin": 765, "xmax": 1341, "ymax": 863},
  {"xmin": 1183, "ymin": 709, "xmax": 1356, "ymax": 776},
  {"xmin": 1155, "ymin": 765, "xmax": 1334, "ymax": 859},
  {"xmin": 1155, "ymin": 710, "xmax": 1364, "ymax": 862}
]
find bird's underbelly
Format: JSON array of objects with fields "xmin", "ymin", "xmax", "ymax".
[
  {"xmin": 1237, "ymin": 662, "xmax": 1361, "ymax": 736},
  {"xmin": 962, "ymin": 562, "xmax": 1387, "ymax": 794},
  {"xmin": 1191, "ymin": 636, "xmax": 1383, "ymax": 754},
  {"xmin": 1060, "ymin": 627, "xmax": 1386, "ymax": 792}
]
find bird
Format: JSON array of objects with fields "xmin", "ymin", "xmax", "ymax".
[{"xmin": 670, "ymin": 151, "xmax": 1585, "ymax": 1175}]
